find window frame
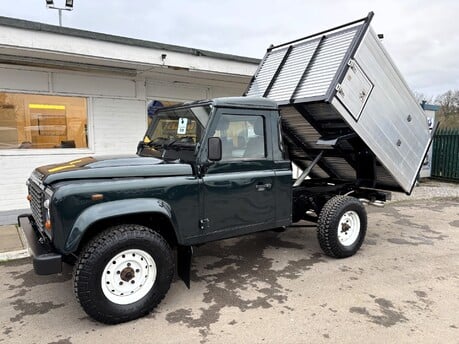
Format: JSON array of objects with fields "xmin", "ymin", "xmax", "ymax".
[
  {"xmin": 208, "ymin": 111, "xmax": 270, "ymax": 163},
  {"xmin": 0, "ymin": 92, "xmax": 94, "ymax": 156}
]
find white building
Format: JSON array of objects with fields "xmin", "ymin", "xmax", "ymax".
[{"xmin": 0, "ymin": 16, "xmax": 259, "ymax": 224}]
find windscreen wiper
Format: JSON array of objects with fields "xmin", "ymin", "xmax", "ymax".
[
  {"xmin": 147, "ymin": 137, "xmax": 196, "ymax": 151},
  {"xmin": 164, "ymin": 137, "xmax": 196, "ymax": 151},
  {"xmin": 147, "ymin": 137, "xmax": 170, "ymax": 149}
]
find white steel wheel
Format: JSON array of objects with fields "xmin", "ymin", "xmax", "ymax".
[
  {"xmin": 75, "ymin": 225, "xmax": 174, "ymax": 324},
  {"xmin": 317, "ymin": 196, "xmax": 367, "ymax": 258},
  {"xmin": 337, "ymin": 210, "xmax": 361, "ymax": 246},
  {"xmin": 101, "ymin": 249, "xmax": 157, "ymax": 305}
]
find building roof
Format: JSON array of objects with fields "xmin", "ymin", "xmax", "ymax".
[
  {"xmin": 421, "ymin": 102, "xmax": 440, "ymax": 111},
  {"xmin": 0, "ymin": 16, "xmax": 260, "ymax": 65}
]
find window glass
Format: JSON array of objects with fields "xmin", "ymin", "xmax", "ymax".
[
  {"xmin": 214, "ymin": 115, "xmax": 265, "ymax": 160},
  {"xmin": 0, "ymin": 93, "xmax": 88, "ymax": 149},
  {"xmin": 146, "ymin": 106, "xmax": 210, "ymax": 144},
  {"xmin": 147, "ymin": 100, "xmax": 178, "ymax": 125}
]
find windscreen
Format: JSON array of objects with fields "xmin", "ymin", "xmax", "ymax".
[{"xmin": 139, "ymin": 105, "xmax": 211, "ymax": 159}]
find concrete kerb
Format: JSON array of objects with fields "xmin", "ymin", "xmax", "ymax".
[
  {"xmin": 0, "ymin": 248, "xmax": 30, "ymax": 262},
  {"xmin": 0, "ymin": 226, "xmax": 30, "ymax": 262}
]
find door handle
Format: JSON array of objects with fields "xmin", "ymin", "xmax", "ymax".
[{"xmin": 256, "ymin": 183, "xmax": 272, "ymax": 191}]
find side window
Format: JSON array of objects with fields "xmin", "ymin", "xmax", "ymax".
[{"xmin": 214, "ymin": 114, "xmax": 266, "ymax": 160}]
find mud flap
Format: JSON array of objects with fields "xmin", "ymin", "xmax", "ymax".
[{"xmin": 177, "ymin": 245, "xmax": 193, "ymax": 289}]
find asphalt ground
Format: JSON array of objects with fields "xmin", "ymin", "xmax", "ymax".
[{"xmin": 0, "ymin": 198, "xmax": 458, "ymax": 344}]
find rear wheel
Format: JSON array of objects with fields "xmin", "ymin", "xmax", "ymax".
[
  {"xmin": 317, "ymin": 195, "xmax": 367, "ymax": 258},
  {"xmin": 74, "ymin": 224, "xmax": 174, "ymax": 324}
]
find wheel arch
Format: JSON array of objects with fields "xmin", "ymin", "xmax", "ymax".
[{"xmin": 64, "ymin": 198, "xmax": 181, "ymax": 254}]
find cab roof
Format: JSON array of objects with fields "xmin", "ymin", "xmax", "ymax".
[
  {"xmin": 156, "ymin": 96, "xmax": 278, "ymax": 112},
  {"xmin": 212, "ymin": 97, "xmax": 278, "ymax": 110}
]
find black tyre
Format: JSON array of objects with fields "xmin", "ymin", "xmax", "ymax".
[
  {"xmin": 317, "ymin": 195, "xmax": 367, "ymax": 258},
  {"xmin": 74, "ymin": 224, "xmax": 174, "ymax": 324}
]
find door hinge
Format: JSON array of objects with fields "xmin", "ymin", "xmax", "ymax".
[
  {"xmin": 335, "ymin": 84, "xmax": 344, "ymax": 96},
  {"xmin": 199, "ymin": 218, "xmax": 210, "ymax": 230}
]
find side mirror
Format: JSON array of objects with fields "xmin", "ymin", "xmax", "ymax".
[{"xmin": 207, "ymin": 137, "xmax": 222, "ymax": 161}]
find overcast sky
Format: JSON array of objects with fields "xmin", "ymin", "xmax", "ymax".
[{"xmin": 0, "ymin": 0, "xmax": 457, "ymax": 98}]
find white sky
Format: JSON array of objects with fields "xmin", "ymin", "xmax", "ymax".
[{"xmin": 0, "ymin": 0, "xmax": 458, "ymax": 98}]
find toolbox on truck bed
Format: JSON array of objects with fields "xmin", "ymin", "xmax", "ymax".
[{"xmin": 245, "ymin": 12, "xmax": 432, "ymax": 194}]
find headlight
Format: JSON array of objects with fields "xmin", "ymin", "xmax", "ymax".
[{"xmin": 43, "ymin": 188, "xmax": 54, "ymax": 230}]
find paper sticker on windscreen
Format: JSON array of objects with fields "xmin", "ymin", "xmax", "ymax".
[{"xmin": 177, "ymin": 118, "xmax": 188, "ymax": 134}]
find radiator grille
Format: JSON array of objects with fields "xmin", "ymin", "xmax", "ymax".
[{"xmin": 29, "ymin": 180, "xmax": 44, "ymax": 231}]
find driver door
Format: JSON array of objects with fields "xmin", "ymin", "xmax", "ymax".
[{"xmin": 199, "ymin": 111, "xmax": 276, "ymax": 240}]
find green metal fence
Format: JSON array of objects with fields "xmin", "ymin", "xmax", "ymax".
[{"xmin": 432, "ymin": 128, "xmax": 459, "ymax": 181}]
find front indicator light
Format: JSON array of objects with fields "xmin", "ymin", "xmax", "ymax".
[
  {"xmin": 45, "ymin": 220, "xmax": 52, "ymax": 230},
  {"xmin": 27, "ymin": 195, "xmax": 32, "ymax": 201},
  {"xmin": 91, "ymin": 194, "xmax": 104, "ymax": 201}
]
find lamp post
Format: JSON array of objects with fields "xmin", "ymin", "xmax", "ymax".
[{"xmin": 45, "ymin": 0, "xmax": 74, "ymax": 27}]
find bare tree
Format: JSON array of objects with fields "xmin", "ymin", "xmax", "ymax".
[{"xmin": 435, "ymin": 90, "xmax": 459, "ymax": 117}]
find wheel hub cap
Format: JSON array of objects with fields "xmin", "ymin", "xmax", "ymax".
[
  {"xmin": 101, "ymin": 249, "xmax": 157, "ymax": 305},
  {"xmin": 120, "ymin": 267, "xmax": 135, "ymax": 282},
  {"xmin": 337, "ymin": 210, "xmax": 361, "ymax": 246}
]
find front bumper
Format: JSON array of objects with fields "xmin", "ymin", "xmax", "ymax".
[{"xmin": 18, "ymin": 214, "xmax": 62, "ymax": 275}]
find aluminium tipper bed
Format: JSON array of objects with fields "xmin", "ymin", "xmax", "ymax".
[{"xmin": 246, "ymin": 12, "xmax": 432, "ymax": 194}]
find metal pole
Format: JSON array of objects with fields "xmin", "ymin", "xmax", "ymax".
[
  {"xmin": 293, "ymin": 151, "xmax": 324, "ymax": 187},
  {"xmin": 58, "ymin": 9, "xmax": 62, "ymax": 26}
]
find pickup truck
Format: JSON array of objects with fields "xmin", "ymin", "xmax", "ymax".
[{"xmin": 19, "ymin": 13, "xmax": 433, "ymax": 324}]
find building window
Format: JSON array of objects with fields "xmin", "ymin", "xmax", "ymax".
[
  {"xmin": 0, "ymin": 92, "xmax": 88, "ymax": 149},
  {"xmin": 147, "ymin": 100, "xmax": 179, "ymax": 125}
]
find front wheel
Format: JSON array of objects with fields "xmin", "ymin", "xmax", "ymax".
[
  {"xmin": 74, "ymin": 224, "xmax": 174, "ymax": 324},
  {"xmin": 317, "ymin": 196, "xmax": 367, "ymax": 258}
]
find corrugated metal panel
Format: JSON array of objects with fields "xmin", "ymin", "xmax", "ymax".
[
  {"xmin": 247, "ymin": 25, "xmax": 361, "ymax": 103},
  {"xmin": 321, "ymin": 157, "xmax": 355, "ymax": 179},
  {"xmin": 280, "ymin": 106, "xmax": 322, "ymax": 147},
  {"xmin": 246, "ymin": 13, "xmax": 431, "ymax": 193},
  {"xmin": 280, "ymin": 106, "xmax": 332, "ymax": 179},
  {"xmin": 295, "ymin": 27, "xmax": 359, "ymax": 99},
  {"xmin": 267, "ymin": 39, "xmax": 321, "ymax": 102},
  {"xmin": 246, "ymin": 48, "xmax": 289, "ymax": 97},
  {"xmin": 304, "ymin": 103, "xmax": 342, "ymax": 121}
]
